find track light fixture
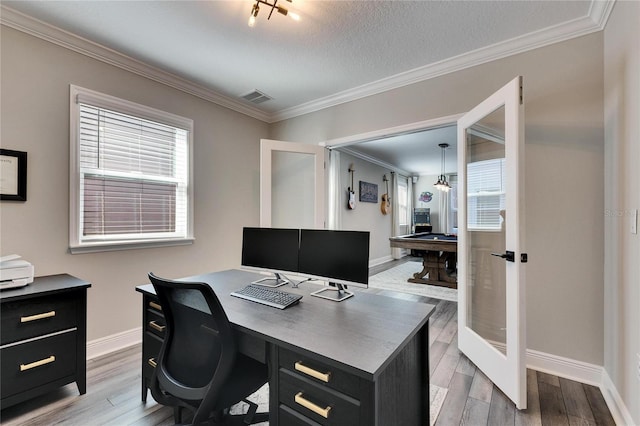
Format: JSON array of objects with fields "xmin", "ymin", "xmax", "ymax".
[
  {"xmin": 248, "ymin": 0, "xmax": 300, "ymax": 27},
  {"xmin": 434, "ymin": 143, "xmax": 451, "ymax": 192}
]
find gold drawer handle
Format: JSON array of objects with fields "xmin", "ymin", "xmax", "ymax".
[
  {"xmin": 294, "ymin": 392, "xmax": 331, "ymax": 419},
  {"xmin": 295, "ymin": 361, "xmax": 331, "ymax": 383},
  {"xmin": 148, "ymin": 358, "xmax": 157, "ymax": 368},
  {"xmin": 149, "ymin": 301, "xmax": 162, "ymax": 311},
  {"xmin": 20, "ymin": 356, "xmax": 56, "ymax": 371},
  {"xmin": 149, "ymin": 321, "xmax": 165, "ymax": 332},
  {"xmin": 21, "ymin": 311, "xmax": 56, "ymax": 323}
]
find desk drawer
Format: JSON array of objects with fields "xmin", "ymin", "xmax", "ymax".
[
  {"xmin": 1, "ymin": 330, "xmax": 77, "ymax": 398},
  {"xmin": 1, "ymin": 293, "xmax": 78, "ymax": 345},
  {"xmin": 279, "ymin": 347, "xmax": 360, "ymax": 399},
  {"xmin": 279, "ymin": 404, "xmax": 322, "ymax": 425},
  {"xmin": 143, "ymin": 332, "xmax": 163, "ymax": 377},
  {"xmin": 279, "ymin": 369, "xmax": 360, "ymax": 425},
  {"xmin": 145, "ymin": 310, "xmax": 166, "ymax": 339},
  {"xmin": 147, "ymin": 299, "xmax": 163, "ymax": 313}
]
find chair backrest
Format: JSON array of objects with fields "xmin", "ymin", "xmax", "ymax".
[{"xmin": 148, "ymin": 273, "xmax": 237, "ymax": 404}]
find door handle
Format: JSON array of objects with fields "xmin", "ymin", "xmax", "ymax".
[{"xmin": 491, "ymin": 251, "xmax": 515, "ymax": 262}]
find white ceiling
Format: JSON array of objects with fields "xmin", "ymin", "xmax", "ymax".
[
  {"xmin": 338, "ymin": 125, "xmax": 458, "ymax": 176},
  {"xmin": 1, "ymin": 0, "xmax": 610, "ymax": 173}
]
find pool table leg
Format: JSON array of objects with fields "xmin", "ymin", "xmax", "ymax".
[{"xmin": 408, "ymin": 250, "xmax": 458, "ymax": 289}]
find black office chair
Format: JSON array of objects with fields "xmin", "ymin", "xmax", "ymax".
[{"xmin": 148, "ymin": 273, "xmax": 269, "ymax": 425}]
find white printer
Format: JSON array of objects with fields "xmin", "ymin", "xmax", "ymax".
[{"xmin": 0, "ymin": 255, "xmax": 34, "ymax": 290}]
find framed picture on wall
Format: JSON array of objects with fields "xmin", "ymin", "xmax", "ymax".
[
  {"xmin": 0, "ymin": 149, "xmax": 27, "ymax": 201},
  {"xmin": 359, "ymin": 181, "xmax": 378, "ymax": 203}
]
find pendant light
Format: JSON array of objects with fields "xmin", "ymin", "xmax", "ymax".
[{"xmin": 434, "ymin": 143, "xmax": 451, "ymax": 192}]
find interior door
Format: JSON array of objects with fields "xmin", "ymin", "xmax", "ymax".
[
  {"xmin": 457, "ymin": 77, "xmax": 527, "ymax": 409},
  {"xmin": 260, "ymin": 139, "xmax": 326, "ymax": 229}
]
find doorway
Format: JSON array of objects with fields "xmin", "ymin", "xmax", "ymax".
[{"xmin": 325, "ymin": 115, "xmax": 460, "ymax": 265}]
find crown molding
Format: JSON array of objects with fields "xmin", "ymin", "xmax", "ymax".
[
  {"xmin": 0, "ymin": 6, "xmax": 271, "ymax": 123},
  {"xmin": 1, "ymin": 1, "xmax": 615, "ymax": 124},
  {"xmin": 338, "ymin": 146, "xmax": 409, "ymax": 176},
  {"xmin": 271, "ymin": 0, "xmax": 615, "ymax": 122},
  {"xmin": 588, "ymin": 0, "xmax": 616, "ymax": 30}
]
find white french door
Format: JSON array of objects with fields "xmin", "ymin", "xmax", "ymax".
[
  {"xmin": 259, "ymin": 139, "xmax": 326, "ymax": 229},
  {"xmin": 457, "ymin": 77, "xmax": 527, "ymax": 409}
]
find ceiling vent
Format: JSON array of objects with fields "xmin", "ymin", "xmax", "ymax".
[{"xmin": 240, "ymin": 90, "xmax": 273, "ymax": 104}]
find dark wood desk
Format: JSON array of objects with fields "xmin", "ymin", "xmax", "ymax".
[
  {"xmin": 389, "ymin": 232, "xmax": 458, "ymax": 289},
  {"xmin": 136, "ymin": 269, "xmax": 435, "ymax": 425}
]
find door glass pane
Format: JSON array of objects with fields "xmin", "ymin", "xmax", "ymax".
[
  {"xmin": 271, "ymin": 151, "xmax": 315, "ymax": 228},
  {"xmin": 466, "ymin": 104, "xmax": 507, "ymax": 355}
]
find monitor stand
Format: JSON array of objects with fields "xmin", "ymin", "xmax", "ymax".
[
  {"xmin": 311, "ymin": 283, "xmax": 354, "ymax": 302},
  {"xmin": 252, "ymin": 273, "xmax": 289, "ymax": 288}
]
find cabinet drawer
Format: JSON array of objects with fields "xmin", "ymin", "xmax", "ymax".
[
  {"xmin": 279, "ymin": 369, "xmax": 360, "ymax": 425},
  {"xmin": 1, "ymin": 331, "xmax": 77, "ymax": 398},
  {"xmin": 1, "ymin": 294, "xmax": 78, "ymax": 345},
  {"xmin": 279, "ymin": 404, "xmax": 323, "ymax": 426},
  {"xmin": 279, "ymin": 347, "xmax": 360, "ymax": 399},
  {"xmin": 147, "ymin": 298, "xmax": 163, "ymax": 313},
  {"xmin": 146, "ymin": 310, "xmax": 166, "ymax": 339},
  {"xmin": 143, "ymin": 332, "xmax": 163, "ymax": 377}
]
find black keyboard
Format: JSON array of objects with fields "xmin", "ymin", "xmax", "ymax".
[{"xmin": 230, "ymin": 284, "xmax": 302, "ymax": 310}]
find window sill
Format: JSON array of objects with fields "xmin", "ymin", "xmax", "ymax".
[
  {"xmin": 468, "ymin": 227, "xmax": 503, "ymax": 233},
  {"xmin": 69, "ymin": 237, "xmax": 195, "ymax": 254}
]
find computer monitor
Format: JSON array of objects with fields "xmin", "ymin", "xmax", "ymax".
[
  {"xmin": 241, "ymin": 227, "xmax": 300, "ymax": 287},
  {"xmin": 298, "ymin": 229, "xmax": 370, "ymax": 302}
]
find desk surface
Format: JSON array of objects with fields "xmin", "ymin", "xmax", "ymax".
[{"xmin": 136, "ymin": 269, "xmax": 434, "ymax": 381}]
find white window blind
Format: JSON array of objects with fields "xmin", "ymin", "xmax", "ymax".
[
  {"xmin": 467, "ymin": 158, "xmax": 505, "ymax": 230},
  {"xmin": 70, "ymin": 85, "xmax": 193, "ymax": 252}
]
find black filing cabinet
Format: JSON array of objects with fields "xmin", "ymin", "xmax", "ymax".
[{"xmin": 0, "ymin": 274, "xmax": 91, "ymax": 408}]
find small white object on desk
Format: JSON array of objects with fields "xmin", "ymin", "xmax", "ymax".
[{"xmin": 0, "ymin": 254, "xmax": 34, "ymax": 290}]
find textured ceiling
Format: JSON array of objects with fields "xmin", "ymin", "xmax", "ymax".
[
  {"xmin": 1, "ymin": 0, "xmax": 604, "ymax": 172},
  {"xmin": 3, "ymin": 0, "xmax": 593, "ymax": 115}
]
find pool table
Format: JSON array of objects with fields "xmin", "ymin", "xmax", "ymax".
[{"xmin": 389, "ymin": 232, "xmax": 458, "ymax": 289}]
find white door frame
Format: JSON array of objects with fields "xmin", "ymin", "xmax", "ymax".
[{"xmin": 260, "ymin": 139, "xmax": 326, "ymax": 228}]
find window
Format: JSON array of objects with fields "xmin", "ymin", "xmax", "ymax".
[
  {"xmin": 467, "ymin": 158, "xmax": 505, "ymax": 230},
  {"xmin": 397, "ymin": 177, "xmax": 408, "ymax": 226},
  {"xmin": 448, "ymin": 174, "xmax": 458, "ymax": 234},
  {"xmin": 70, "ymin": 85, "xmax": 193, "ymax": 253}
]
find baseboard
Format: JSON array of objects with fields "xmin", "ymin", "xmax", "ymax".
[
  {"xmin": 601, "ymin": 369, "xmax": 636, "ymax": 426},
  {"xmin": 525, "ymin": 349, "xmax": 635, "ymax": 425},
  {"xmin": 525, "ymin": 348, "xmax": 603, "ymax": 386},
  {"xmin": 487, "ymin": 341, "xmax": 631, "ymax": 423},
  {"xmin": 369, "ymin": 254, "xmax": 393, "ymax": 268},
  {"xmin": 86, "ymin": 327, "xmax": 141, "ymax": 360}
]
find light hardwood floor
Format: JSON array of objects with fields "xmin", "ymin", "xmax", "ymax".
[{"xmin": 1, "ymin": 261, "xmax": 616, "ymax": 425}]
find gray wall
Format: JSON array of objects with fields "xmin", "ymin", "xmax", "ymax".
[
  {"xmin": 271, "ymin": 33, "xmax": 605, "ymax": 365},
  {"xmin": 604, "ymin": 1, "xmax": 640, "ymax": 423},
  {"xmin": 0, "ymin": 27, "xmax": 268, "ymax": 341},
  {"xmin": 338, "ymin": 152, "xmax": 393, "ymax": 263}
]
